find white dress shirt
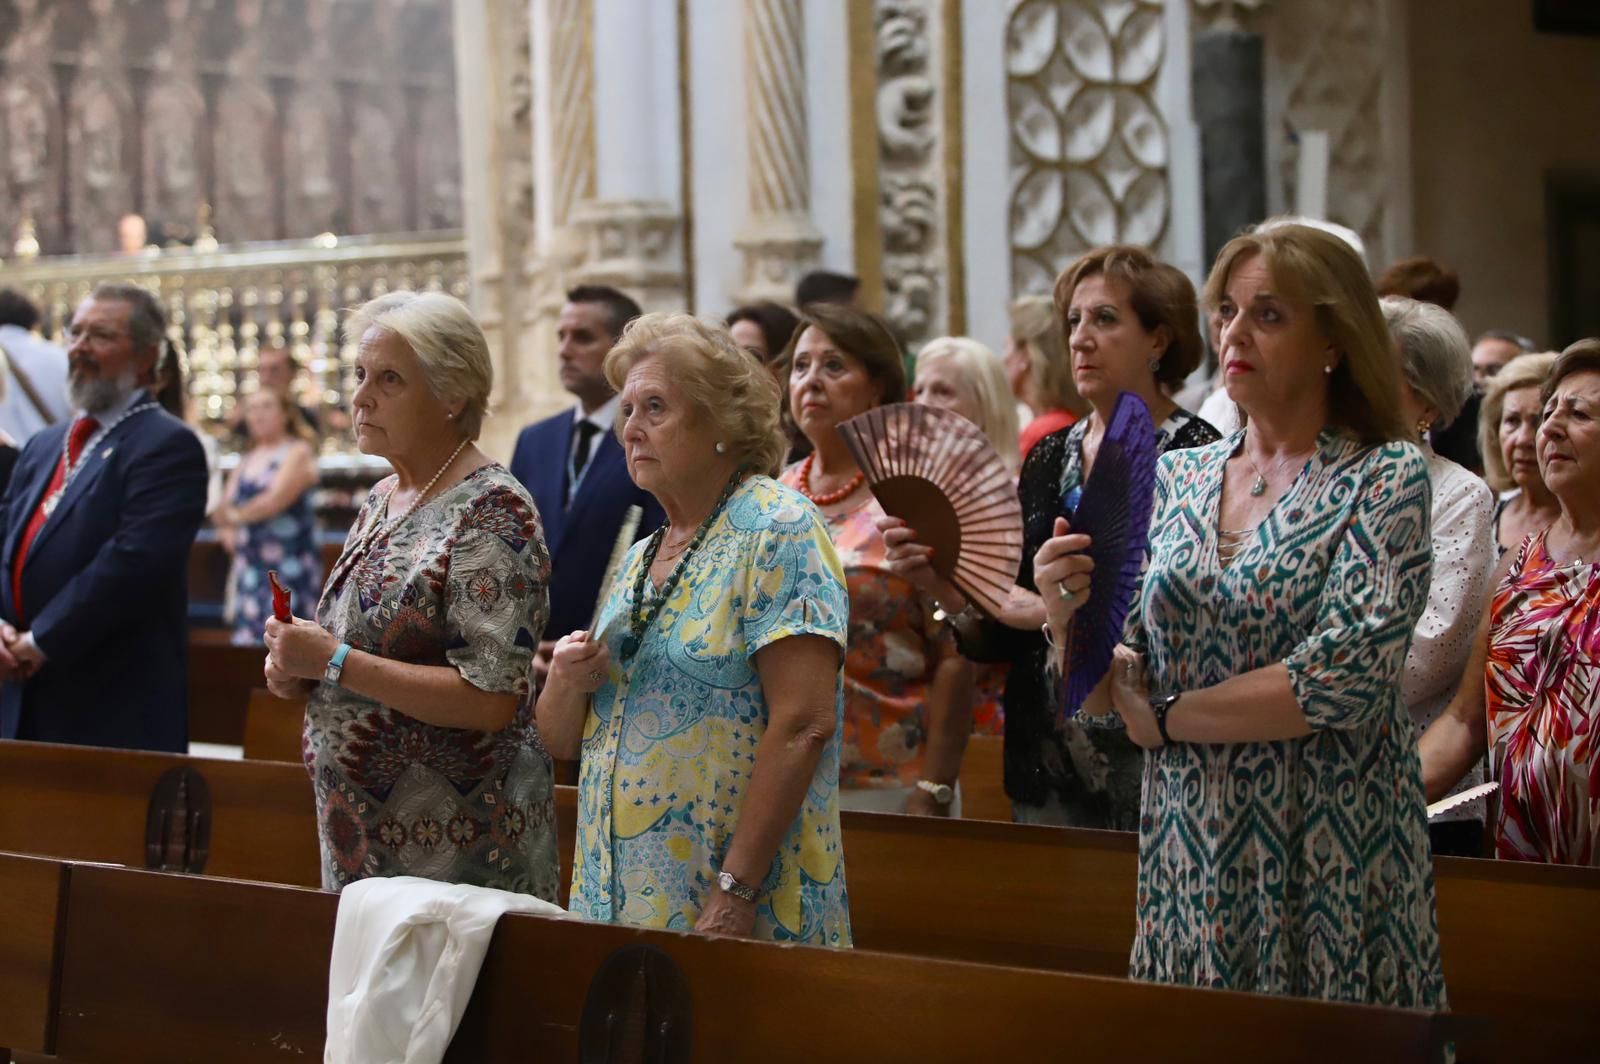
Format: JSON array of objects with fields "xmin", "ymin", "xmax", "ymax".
[{"xmin": 1404, "ymin": 445, "xmax": 1495, "ymax": 821}]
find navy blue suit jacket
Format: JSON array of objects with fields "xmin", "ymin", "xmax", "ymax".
[
  {"xmin": 509, "ymin": 409, "xmax": 663, "ymax": 639},
  {"xmin": 0, "ymin": 395, "xmax": 208, "ymax": 751}
]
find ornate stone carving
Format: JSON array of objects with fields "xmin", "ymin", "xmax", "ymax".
[
  {"xmin": 67, "ymin": 79, "xmax": 133, "ymax": 254},
  {"xmin": 213, "ymin": 85, "xmax": 277, "ymax": 242},
  {"xmin": 875, "ymin": 0, "xmax": 948, "ymax": 346},
  {"xmin": 546, "ymin": 0, "xmax": 596, "ymax": 239},
  {"xmin": 1263, "ymin": 0, "xmax": 1389, "ymax": 265},
  {"xmin": 735, "ymin": 0, "xmax": 822, "ymax": 304},
  {"xmin": 570, "ymin": 199, "xmax": 685, "ymax": 311},
  {"xmin": 1005, "ymin": 0, "xmax": 1169, "ymax": 296}
]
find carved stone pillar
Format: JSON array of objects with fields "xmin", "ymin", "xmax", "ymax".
[
  {"xmin": 1190, "ymin": 0, "xmax": 1269, "ymax": 268},
  {"xmin": 734, "ymin": 0, "xmax": 823, "ymax": 305},
  {"xmin": 452, "ymin": 0, "xmax": 536, "ymax": 461},
  {"xmin": 533, "ymin": 0, "xmax": 596, "ymax": 266}
]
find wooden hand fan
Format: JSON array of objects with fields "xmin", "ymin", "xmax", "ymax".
[{"xmin": 835, "ymin": 403, "xmax": 1023, "ymax": 618}]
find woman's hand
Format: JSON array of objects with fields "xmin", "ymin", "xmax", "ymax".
[
  {"xmin": 547, "ymin": 631, "xmax": 610, "ymax": 693},
  {"xmin": 264, "ymin": 615, "xmax": 339, "ymax": 681},
  {"xmin": 1035, "ymin": 517, "xmax": 1094, "ymax": 640},
  {"xmin": 1108, "ymin": 645, "xmax": 1162, "ymax": 749},
  {"xmin": 877, "ymin": 516, "xmax": 967, "ymax": 611},
  {"xmin": 263, "ymin": 652, "xmax": 316, "ymax": 700},
  {"xmin": 694, "ymin": 886, "xmax": 758, "ymax": 938}
]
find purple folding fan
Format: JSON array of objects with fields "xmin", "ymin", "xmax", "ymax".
[{"xmin": 1059, "ymin": 392, "xmax": 1158, "ymax": 721}]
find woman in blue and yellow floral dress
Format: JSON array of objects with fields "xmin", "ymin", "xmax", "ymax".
[
  {"xmin": 537, "ymin": 313, "xmax": 851, "ymax": 946},
  {"xmin": 1036, "ymin": 223, "xmax": 1449, "ymax": 1012}
]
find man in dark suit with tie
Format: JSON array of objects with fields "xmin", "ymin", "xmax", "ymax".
[
  {"xmin": 0, "ymin": 283, "xmax": 208, "ymax": 752},
  {"xmin": 510, "ymin": 285, "xmax": 664, "ymax": 684}
]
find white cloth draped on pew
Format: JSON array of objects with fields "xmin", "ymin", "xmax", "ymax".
[{"xmin": 325, "ymin": 875, "xmax": 568, "ymax": 1064}]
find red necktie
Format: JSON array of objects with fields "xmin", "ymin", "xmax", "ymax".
[{"xmin": 12, "ymin": 416, "xmax": 98, "ymax": 621}]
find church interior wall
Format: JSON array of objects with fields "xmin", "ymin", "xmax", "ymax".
[{"xmin": 1406, "ymin": 0, "xmax": 1600, "ymax": 347}]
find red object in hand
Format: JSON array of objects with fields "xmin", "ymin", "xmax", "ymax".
[{"xmin": 268, "ymin": 570, "xmax": 292, "ymax": 622}]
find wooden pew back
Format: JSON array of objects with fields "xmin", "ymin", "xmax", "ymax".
[
  {"xmin": 241, "ymin": 688, "xmax": 304, "ymax": 762},
  {"xmin": 0, "ymin": 851, "xmax": 69, "ymax": 1057},
  {"xmin": 187, "ymin": 639, "xmax": 271, "ymax": 746},
  {"xmin": 51, "ymin": 864, "xmax": 1451, "ymax": 1063},
  {"xmin": 957, "ymin": 732, "xmax": 1009, "ymax": 821}
]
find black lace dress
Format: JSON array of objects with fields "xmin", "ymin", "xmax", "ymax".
[{"xmin": 955, "ymin": 409, "xmax": 1221, "ymax": 821}]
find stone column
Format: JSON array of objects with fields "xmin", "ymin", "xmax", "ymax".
[
  {"xmin": 734, "ymin": 0, "xmax": 823, "ymax": 305},
  {"xmin": 452, "ymin": 0, "xmax": 536, "ymax": 461},
  {"xmin": 1190, "ymin": 0, "xmax": 1269, "ymax": 269}
]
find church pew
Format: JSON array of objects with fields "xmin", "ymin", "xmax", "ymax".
[
  {"xmin": 0, "ymin": 739, "xmax": 1591, "ymax": 1061},
  {"xmin": 50, "ymin": 863, "xmax": 1453, "ymax": 1063},
  {"xmin": 186, "ymin": 637, "xmax": 268, "ymax": 745},
  {"xmin": 240, "ymin": 687, "xmax": 304, "ymax": 762},
  {"xmin": 0, "ymin": 851, "xmax": 70, "ymax": 1058}
]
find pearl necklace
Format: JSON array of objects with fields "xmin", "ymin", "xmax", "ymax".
[
  {"xmin": 798, "ymin": 453, "xmax": 864, "ymax": 506},
  {"xmin": 43, "ymin": 402, "xmax": 160, "ymax": 517},
  {"xmin": 333, "ymin": 438, "xmax": 471, "ymax": 587}
]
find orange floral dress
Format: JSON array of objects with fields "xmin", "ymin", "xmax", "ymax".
[{"xmin": 779, "ymin": 467, "xmax": 957, "ymax": 790}]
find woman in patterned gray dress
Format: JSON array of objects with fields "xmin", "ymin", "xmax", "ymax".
[
  {"xmin": 264, "ymin": 291, "xmax": 558, "ymax": 900},
  {"xmin": 1035, "ymin": 224, "xmax": 1449, "ymax": 1011}
]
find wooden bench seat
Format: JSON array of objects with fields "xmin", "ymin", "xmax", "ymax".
[
  {"xmin": 49, "ymin": 863, "xmax": 1452, "ymax": 1063},
  {"xmin": 0, "ymin": 851, "xmax": 70, "ymax": 1058},
  {"xmin": 1, "ymin": 738, "xmax": 1591, "ymax": 1062}
]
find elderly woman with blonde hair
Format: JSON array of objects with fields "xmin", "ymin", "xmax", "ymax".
[
  {"xmin": 913, "ymin": 336, "xmax": 1021, "ymax": 473},
  {"xmin": 537, "ymin": 312, "xmax": 852, "ymax": 946},
  {"xmin": 1006, "ymin": 294, "xmax": 1091, "ymax": 458},
  {"xmin": 264, "ymin": 291, "xmax": 559, "ymax": 900},
  {"xmin": 1478, "ymin": 351, "xmax": 1562, "ymax": 556}
]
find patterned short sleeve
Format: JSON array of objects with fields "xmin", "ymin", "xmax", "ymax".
[
  {"xmin": 740, "ymin": 500, "xmax": 849, "ymax": 658},
  {"xmin": 443, "ymin": 485, "xmax": 552, "ymax": 698},
  {"xmin": 1285, "ymin": 443, "xmax": 1432, "ymax": 731}
]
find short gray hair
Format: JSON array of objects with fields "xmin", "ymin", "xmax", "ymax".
[
  {"xmin": 1381, "ymin": 295, "xmax": 1474, "ymax": 428},
  {"xmin": 343, "ymin": 291, "xmax": 493, "ymax": 439},
  {"xmin": 90, "ymin": 281, "xmax": 166, "ymax": 365}
]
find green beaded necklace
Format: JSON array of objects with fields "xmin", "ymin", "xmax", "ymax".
[{"xmin": 620, "ymin": 468, "xmax": 746, "ymax": 661}]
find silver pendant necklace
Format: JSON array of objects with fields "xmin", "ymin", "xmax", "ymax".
[
  {"xmin": 42, "ymin": 402, "xmax": 159, "ymax": 518},
  {"xmin": 1243, "ymin": 442, "xmax": 1315, "ymax": 497}
]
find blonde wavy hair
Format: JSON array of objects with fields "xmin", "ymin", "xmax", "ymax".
[
  {"xmin": 1203, "ymin": 223, "xmax": 1407, "ymax": 444},
  {"xmin": 916, "ymin": 337, "xmax": 1021, "ymax": 473},
  {"xmin": 604, "ymin": 312, "xmax": 787, "ymax": 476},
  {"xmin": 1008, "ymin": 294, "xmax": 1087, "ymax": 416},
  {"xmin": 1478, "ymin": 351, "xmax": 1558, "ymax": 493}
]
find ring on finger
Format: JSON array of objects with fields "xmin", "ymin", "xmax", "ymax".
[
  {"xmin": 588, "ymin": 670, "xmax": 603, "ymax": 683},
  {"xmin": 1057, "ymin": 581, "xmax": 1073, "ymax": 601}
]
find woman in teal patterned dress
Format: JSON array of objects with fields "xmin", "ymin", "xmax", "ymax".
[
  {"xmin": 536, "ymin": 313, "xmax": 851, "ymax": 946},
  {"xmin": 1036, "ymin": 223, "xmax": 1449, "ymax": 1011}
]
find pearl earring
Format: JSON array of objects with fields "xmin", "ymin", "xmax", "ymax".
[
  {"xmin": 715, "ymin": 441, "xmax": 727, "ymax": 454},
  {"xmin": 1147, "ymin": 358, "xmax": 1160, "ymax": 373},
  {"xmin": 1323, "ymin": 364, "xmax": 1335, "ymax": 375}
]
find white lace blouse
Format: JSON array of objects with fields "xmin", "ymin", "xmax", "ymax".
[{"xmin": 1404, "ymin": 446, "xmax": 1495, "ymax": 821}]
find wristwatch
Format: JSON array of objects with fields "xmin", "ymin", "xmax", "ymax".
[
  {"xmin": 325, "ymin": 643, "xmax": 353, "ymax": 686},
  {"xmin": 717, "ymin": 869, "xmax": 759, "ymax": 903},
  {"xmin": 1150, "ymin": 692, "xmax": 1181, "ymax": 746},
  {"xmin": 916, "ymin": 779, "xmax": 955, "ymax": 805}
]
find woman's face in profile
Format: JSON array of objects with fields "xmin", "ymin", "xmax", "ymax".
[{"xmin": 1537, "ymin": 370, "xmax": 1600, "ymax": 500}]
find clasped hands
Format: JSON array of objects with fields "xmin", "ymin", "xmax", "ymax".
[
  {"xmin": 0, "ymin": 624, "xmax": 45, "ymax": 682},
  {"xmin": 262, "ymin": 615, "xmax": 339, "ymax": 699}
]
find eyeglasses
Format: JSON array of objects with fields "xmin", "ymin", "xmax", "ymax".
[{"xmin": 66, "ymin": 324, "xmax": 128, "ymax": 346}]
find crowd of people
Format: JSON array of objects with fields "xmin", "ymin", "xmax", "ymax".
[{"xmin": 0, "ymin": 213, "xmax": 1595, "ymax": 1017}]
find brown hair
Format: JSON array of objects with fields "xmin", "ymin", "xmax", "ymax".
[
  {"xmin": 1375, "ymin": 256, "xmax": 1460, "ymax": 311},
  {"xmin": 244, "ymin": 388, "xmax": 315, "ymax": 443},
  {"xmin": 776, "ymin": 302, "xmax": 908, "ymax": 406},
  {"xmin": 1203, "ymin": 224, "xmax": 1410, "ymax": 445},
  {"xmin": 1539, "ymin": 337, "xmax": 1600, "ymax": 411},
  {"xmin": 1053, "ymin": 245, "xmax": 1203, "ymax": 389}
]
